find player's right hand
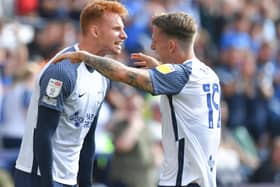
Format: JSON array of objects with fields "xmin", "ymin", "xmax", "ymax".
[{"xmin": 130, "ymin": 52, "xmax": 161, "ymax": 68}]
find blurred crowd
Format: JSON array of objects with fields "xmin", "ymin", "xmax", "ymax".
[{"xmin": 0, "ymin": 0, "xmax": 280, "ymax": 187}]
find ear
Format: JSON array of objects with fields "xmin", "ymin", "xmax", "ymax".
[
  {"xmin": 168, "ymin": 40, "xmax": 176, "ymax": 53},
  {"xmin": 89, "ymin": 25, "xmax": 99, "ymax": 38}
]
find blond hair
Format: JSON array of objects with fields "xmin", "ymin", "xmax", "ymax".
[{"xmin": 152, "ymin": 12, "xmax": 197, "ymax": 44}]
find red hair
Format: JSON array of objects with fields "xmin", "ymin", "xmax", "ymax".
[{"xmin": 80, "ymin": 0, "xmax": 128, "ymax": 34}]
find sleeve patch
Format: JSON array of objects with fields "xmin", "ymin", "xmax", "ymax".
[
  {"xmin": 155, "ymin": 64, "xmax": 175, "ymax": 74},
  {"xmin": 46, "ymin": 78, "xmax": 63, "ymax": 98},
  {"xmin": 41, "ymin": 96, "xmax": 58, "ymax": 106}
]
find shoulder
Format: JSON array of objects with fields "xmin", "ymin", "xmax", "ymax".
[
  {"xmin": 38, "ymin": 47, "xmax": 82, "ymax": 98},
  {"xmin": 40, "ymin": 45, "xmax": 80, "ymax": 82},
  {"xmin": 191, "ymin": 59, "xmax": 219, "ymax": 79},
  {"xmin": 153, "ymin": 62, "xmax": 192, "ymax": 76},
  {"xmin": 148, "ymin": 63, "xmax": 192, "ymax": 95},
  {"xmin": 42, "ymin": 56, "xmax": 81, "ymax": 80}
]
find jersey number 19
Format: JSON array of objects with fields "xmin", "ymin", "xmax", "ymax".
[{"xmin": 203, "ymin": 83, "xmax": 221, "ymax": 129}]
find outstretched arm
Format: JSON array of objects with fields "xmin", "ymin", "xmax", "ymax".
[{"xmin": 52, "ymin": 51, "xmax": 154, "ymax": 93}]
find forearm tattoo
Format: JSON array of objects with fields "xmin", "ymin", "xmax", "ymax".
[{"xmin": 84, "ymin": 55, "xmax": 154, "ymax": 93}]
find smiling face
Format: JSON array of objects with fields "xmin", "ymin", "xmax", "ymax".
[
  {"xmin": 96, "ymin": 12, "xmax": 127, "ymax": 55},
  {"xmin": 79, "ymin": 0, "xmax": 128, "ymax": 56}
]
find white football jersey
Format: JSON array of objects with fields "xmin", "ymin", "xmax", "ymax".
[
  {"xmin": 148, "ymin": 58, "xmax": 221, "ymax": 187},
  {"xmin": 16, "ymin": 44, "xmax": 110, "ymax": 185}
]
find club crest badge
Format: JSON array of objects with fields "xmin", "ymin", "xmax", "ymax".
[{"xmin": 46, "ymin": 78, "xmax": 63, "ymax": 98}]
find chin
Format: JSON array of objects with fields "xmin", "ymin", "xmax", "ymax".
[
  {"xmin": 113, "ymin": 49, "xmax": 122, "ymax": 55},
  {"xmin": 106, "ymin": 46, "xmax": 122, "ymax": 55}
]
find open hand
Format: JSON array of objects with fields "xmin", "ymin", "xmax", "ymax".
[
  {"xmin": 130, "ymin": 52, "xmax": 161, "ymax": 68},
  {"xmin": 51, "ymin": 51, "xmax": 91, "ymax": 64}
]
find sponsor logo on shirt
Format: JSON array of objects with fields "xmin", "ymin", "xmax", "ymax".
[
  {"xmin": 70, "ymin": 111, "xmax": 84, "ymax": 127},
  {"xmin": 156, "ymin": 64, "xmax": 175, "ymax": 74},
  {"xmin": 69, "ymin": 111, "xmax": 95, "ymax": 128},
  {"xmin": 78, "ymin": 92, "xmax": 86, "ymax": 98}
]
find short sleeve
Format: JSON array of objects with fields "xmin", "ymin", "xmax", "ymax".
[
  {"xmin": 39, "ymin": 61, "xmax": 77, "ymax": 111},
  {"xmin": 148, "ymin": 62, "xmax": 192, "ymax": 95}
]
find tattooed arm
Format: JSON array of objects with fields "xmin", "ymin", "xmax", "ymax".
[{"xmin": 52, "ymin": 51, "xmax": 154, "ymax": 93}]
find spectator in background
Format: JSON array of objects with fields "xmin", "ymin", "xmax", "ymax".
[
  {"xmin": 251, "ymin": 41, "xmax": 275, "ymax": 144},
  {"xmin": 250, "ymin": 136, "xmax": 280, "ymax": 184},
  {"xmin": 123, "ymin": 0, "xmax": 166, "ymax": 55},
  {"xmin": 0, "ymin": 0, "xmax": 15, "ymax": 18},
  {"xmin": 1, "ymin": 63, "xmax": 39, "ymax": 149},
  {"xmin": 27, "ymin": 21, "xmax": 66, "ymax": 61},
  {"xmin": 38, "ymin": 0, "xmax": 69, "ymax": 20},
  {"xmin": 0, "ymin": 169, "xmax": 13, "ymax": 187},
  {"xmin": 108, "ymin": 86, "xmax": 160, "ymax": 187},
  {"xmin": 217, "ymin": 101, "xmax": 259, "ymax": 186},
  {"xmin": 268, "ymin": 48, "xmax": 280, "ymax": 138},
  {"xmin": 16, "ymin": 0, "xmax": 38, "ymax": 16},
  {"xmin": 215, "ymin": 42, "xmax": 246, "ymax": 130},
  {"xmin": 194, "ymin": 28, "xmax": 218, "ymax": 67},
  {"xmin": 216, "ymin": 101, "xmax": 243, "ymax": 186}
]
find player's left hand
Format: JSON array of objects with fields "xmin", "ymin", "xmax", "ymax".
[{"xmin": 52, "ymin": 51, "xmax": 91, "ymax": 64}]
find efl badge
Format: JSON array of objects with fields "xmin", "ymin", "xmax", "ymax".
[
  {"xmin": 46, "ymin": 78, "xmax": 63, "ymax": 98},
  {"xmin": 156, "ymin": 64, "xmax": 175, "ymax": 74}
]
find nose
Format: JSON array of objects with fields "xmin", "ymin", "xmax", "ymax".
[{"xmin": 120, "ymin": 29, "xmax": 127, "ymax": 40}]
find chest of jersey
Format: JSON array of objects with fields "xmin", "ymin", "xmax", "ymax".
[{"xmin": 62, "ymin": 64, "xmax": 107, "ymax": 130}]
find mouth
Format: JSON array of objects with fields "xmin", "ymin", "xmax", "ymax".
[{"xmin": 114, "ymin": 41, "xmax": 123, "ymax": 49}]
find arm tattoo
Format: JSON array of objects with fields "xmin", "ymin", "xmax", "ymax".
[{"xmin": 84, "ymin": 55, "xmax": 154, "ymax": 93}]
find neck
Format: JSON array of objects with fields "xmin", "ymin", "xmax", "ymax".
[
  {"xmin": 172, "ymin": 48, "xmax": 195, "ymax": 64},
  {"xmin": 79, "ymin": 37, "xmax": 106, "ymax": 57}
]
